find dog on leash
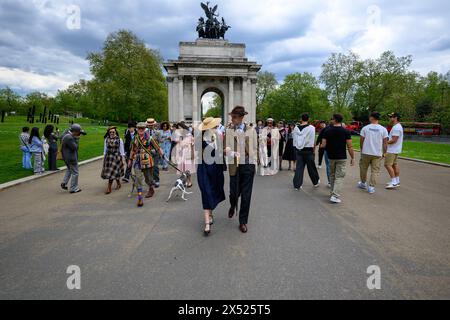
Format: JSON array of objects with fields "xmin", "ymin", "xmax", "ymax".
[{"xmin": 167, "ymin": 171, "xmax": 193, "ymax": 202}]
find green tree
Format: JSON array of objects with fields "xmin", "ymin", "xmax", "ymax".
[
  {"xmin": 87, "ymin": 29, "xmax": 167, "ymax": 122},
  {"xmin": 256, "ymin": 71, "xmax": 278, "ymax": 119},
  {"xmin": 0, "ymin": 87, "xmax": 23, "ymax": 113},
  {"xmin": 351, "ymin": 51, "xmax": 412, "ymax": 119},
  {"xmin": 261, "ymin": 72, "xmax": 331, "ymax": 121},
  {"xmin": 320, "ymin": 51, "xmax": 360, "ymax": 113}
]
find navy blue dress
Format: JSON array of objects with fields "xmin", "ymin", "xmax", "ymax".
[{"xmin": 197, "ymin": 141, "xmax": 226, "ymax": 211}]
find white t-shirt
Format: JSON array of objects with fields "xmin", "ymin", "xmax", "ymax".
[
  {"xmin": 360, "ymin": 124, "xmax": 389, "ymax": 157},
  {"xmin": 387, "ymin": 123, "xmax": 404, "ymax": 154}
]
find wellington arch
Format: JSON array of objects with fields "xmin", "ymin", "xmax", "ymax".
[{"xmin": 164, "ymin": 38, "xmax": 262, "ymax": 124}]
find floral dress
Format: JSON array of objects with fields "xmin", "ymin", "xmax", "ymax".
[{"xmin": 159, "ymin": 129, "xmax": 172, "ymax": 169}]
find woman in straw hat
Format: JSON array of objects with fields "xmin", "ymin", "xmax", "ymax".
[{"xmin": 197, "ymin": 117, "xmax": 226, "ymax": 236}]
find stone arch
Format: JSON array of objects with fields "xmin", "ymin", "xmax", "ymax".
[{"xmin": 200, "ymin": 87, "xmax": 225, "ymax": 120}]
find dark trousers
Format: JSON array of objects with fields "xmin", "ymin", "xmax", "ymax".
[
  {"xmin": 153, "ymin": 155, "xmax": 160, "ymax": 183},
  {"xmin": 124, "ymin": 154, "xmax": 132, "ymax": 180},
  {"xmin": 230, "ymin": 164, "xmax": 256, "ymax": 225},
  {"xmin": 318, "ymin": 148, "xmax": 325, "ymax": 166},
  {"xmin": 48, "ymin": 146, "xmax": 58, "ymax": 171},
  {"xmin": 293, "ymin": 149, "xmax": 320, "ymax": 189}
]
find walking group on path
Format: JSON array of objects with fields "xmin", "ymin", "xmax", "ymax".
[{"xmin": 17, "ymin": 106, "xmax": 404, "ymax": 236}]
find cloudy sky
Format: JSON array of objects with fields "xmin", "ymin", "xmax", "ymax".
[{"xmin": 1, "ymin": 0, "xmax": 450, "ymax": 95}]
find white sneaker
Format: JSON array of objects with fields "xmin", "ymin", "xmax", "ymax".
[
  {"xmin": 314, "ymin": 180, "xmax": 321, "ymax": 188},
  {"xmin": 295, "ymin": 186, "xmax": 303, "ymax": 191},
  {"xmin": 330, "ymin": 196, "xmax": 342, "ymax": 204},
  {"xmin": 368, "ymin": 186, "xmax": 376, "ymax": 194},
  {"xmin": 385, "ymin": 183, "xmax": 399, "ymax": 190},
  {"xmin": 358, "ymin": 182, "xmax": 367, "ymax": 190},
  {"xmin": 327, "ymin": 183, "xmax": 332, "ymax": 188},
  {"xmin": 318, "ymin": 165, "xmax": 322, "ymax": 169}
]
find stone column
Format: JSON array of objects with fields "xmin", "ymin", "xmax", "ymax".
[
  {"xmin": 242, "ymin": 76, "xmax": 248, "ymax": 110},
  {"xmin": 178, "ymin": 76, "xmax": 184, "ymax": 122},
  {"xmin": 192, "ymin": 76, "xmax": 199, "ymax": 123},
  {"xmin": 167, "ymin": 77, "xmax": 174, "ymax": 122},
  {"xmin": 228, "ymin": 77, "xmax": 234, "ymax": 121},
  {"xmin": 251, "ymin": 78, "xmax": 257, "ymax": 124}
]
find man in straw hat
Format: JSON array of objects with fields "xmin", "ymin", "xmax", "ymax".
[
  {"xmin": 147, "ymin": 118, "xmax": 162, "ymax": 188},
  {"xmin": 225, "ymin": 106, "xmax": 258, "ymax": 234},
  {"xmin": 128, "ymin": 122, "xmax": 164, "ymax": 207}
]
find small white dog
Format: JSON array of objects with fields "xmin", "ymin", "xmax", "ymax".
[{"xmin": 167, "ymin": 171, "xmax": 193, "ymax": 202}]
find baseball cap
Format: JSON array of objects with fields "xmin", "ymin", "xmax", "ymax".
[{"xmin": 70, "ymin": 124, "xmax": 87, "ymax": 135}]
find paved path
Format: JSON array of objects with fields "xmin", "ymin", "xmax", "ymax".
[{"xmin": 0, "ymin": 157, "xmax": 449, "ymax": 299}]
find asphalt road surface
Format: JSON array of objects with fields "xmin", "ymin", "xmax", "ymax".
[{"xmin": 0, "ymin": 157, "xmax": 449, "ymax": 300}]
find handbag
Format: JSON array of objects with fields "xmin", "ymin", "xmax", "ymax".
[{"xmin": 57, "ymin": 135, "xmax": 66, "ymax": 160}]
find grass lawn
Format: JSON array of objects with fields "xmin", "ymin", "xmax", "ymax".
[
  {"xmin": 351, "ymin": 136, "xmax": 450, "ymax": 165},
  {"xmin": 0, "ymin": 116, "xmax": 126, "ymax": 184}
]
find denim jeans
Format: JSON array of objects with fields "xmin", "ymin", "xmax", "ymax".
[
  {"xmin": 324, "ymin": 151, "xmax": 331, "ymax": 184},
  {"xmin": 22, "ymin": 150, "xmax": 32, "ymax": 169}
]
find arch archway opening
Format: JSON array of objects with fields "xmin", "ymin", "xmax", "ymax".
[{"xmin": 201, "ymin": 88, "xmax": 225, "ymax": 121}]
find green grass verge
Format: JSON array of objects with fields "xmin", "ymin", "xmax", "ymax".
[
  {"xmin": 0, "ymin": 116, "xmax": 126, "ymax": 184},
  {"xmin": 351, "ymin": 136, "xmax": 450, "ymax": 165}
]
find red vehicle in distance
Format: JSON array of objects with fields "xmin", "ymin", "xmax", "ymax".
[
  {"xmin": 387, "ymin": 122, "xmax": 442, "ymax": 136},
  {"xmin": 345, "ymin": 121, "xmax": 363, "ymax": 133}
]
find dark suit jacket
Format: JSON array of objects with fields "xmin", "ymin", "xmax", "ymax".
[
  {"xmin": 61, "ymin": 132, "xmax": 79, "ymax": 165},
  {"xmin": 226, "ymin": 124, "xmax": 258, "ymax": 177}
]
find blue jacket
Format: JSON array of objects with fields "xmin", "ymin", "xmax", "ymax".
[{"xmin": 29, "ymin": 136, "xmax": 43, "ymax": 153}]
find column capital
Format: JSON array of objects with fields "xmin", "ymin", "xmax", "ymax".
[
  {"xmin": 242, "ymin": 76, "xmax": 248, "ymax": 82},
  {"xmin": 192, "ymin": 76, "xmax": 198, "ymax": 81},
  {"xmin": 166, "ymin": 76, "xmax": 174, "ymax": 82},
  {"xmin": 251, "ymin": 78, "xmax": 257, "ymax": 84},
  {"xmin": 178, "ymin": 75, "xmax": 184, "ymax": 81}
]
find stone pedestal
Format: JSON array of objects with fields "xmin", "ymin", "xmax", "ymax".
[{"xmin": 164, "ymin": 39, "xmax": 261, "ymax": 124}]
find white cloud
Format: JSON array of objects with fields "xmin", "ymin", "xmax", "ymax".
[
  {"xmin": 1, "ymin": 0, "xmax": 450, "ymax": 94},
  {"xmin": 0, "ymin": 67, "xmax": 72, "ymax": 95}
]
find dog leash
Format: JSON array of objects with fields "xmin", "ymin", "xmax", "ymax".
[{"xmin": 135, "ymin": 134, "xmax": 185, "ymax": 174}]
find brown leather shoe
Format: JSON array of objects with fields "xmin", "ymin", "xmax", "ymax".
[
  {"xmin": 115, "ymin": 180, "xmax": 122, "ymax": 190},
  {"xmin": 145, "ymin": 187, "xmax": 155, "ymax": 198},
  {"xmin": 228, "ymin": 207, "xmax": 236, "ymax": 219},
  {"xmin": 105, "ymin": 181, "xmax": 113, "ymax": 195},
  {"xmin": 239, "ymin": 224, "xmax": 248, "ymax": 233}
]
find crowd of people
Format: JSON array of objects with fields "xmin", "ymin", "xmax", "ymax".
[{"xmin": 18, "ymin": 107, "xmax": 404, "ymax": 236}]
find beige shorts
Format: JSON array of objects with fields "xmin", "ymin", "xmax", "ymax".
[{"xmin": 385, "ymin": 153, "xmax": 399, "ymax": 166}]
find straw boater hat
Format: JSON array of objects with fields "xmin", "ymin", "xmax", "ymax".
[
  {"xmin": 198, "ymin": 117, "xmax": 222, "ymax": 131},
  {"xmin": 146, "ymin": 118, "xmax": 156, "ymax": 126},
  {"xmin": 267, "ymin": 118, "xmax": 274, "ymax": 123}
]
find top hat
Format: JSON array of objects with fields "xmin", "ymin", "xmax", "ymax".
[{"xmin": 229, "ymin": 106, "xmax": 248, "ymax": 117}]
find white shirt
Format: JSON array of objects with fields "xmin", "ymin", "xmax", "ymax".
[
  {"xmin": 360, "ymin": 124, "xmax": 389, "ymax": 157},
  {"xmin": 293, "ymin": 124, "xmax": 316, "ymax": 150},
  {"xmin": 387, "ymin": 123, "xmax": 404, "ymax": 154}
]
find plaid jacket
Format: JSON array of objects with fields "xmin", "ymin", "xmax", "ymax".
[{"xmin": 130, "ymin": 131, "xmax": 162, "ymax": 169}]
